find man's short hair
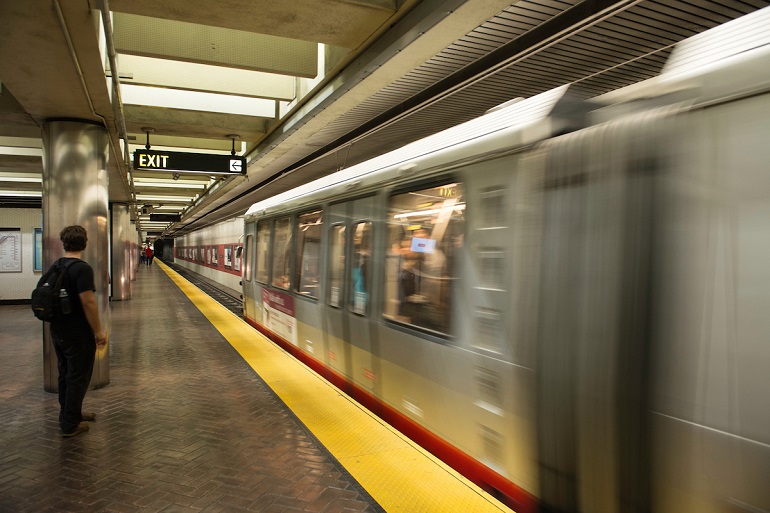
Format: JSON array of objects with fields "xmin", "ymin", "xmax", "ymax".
[{"xmin": 60, "ymin": 225, "xmax": 88, "ymax": 252}]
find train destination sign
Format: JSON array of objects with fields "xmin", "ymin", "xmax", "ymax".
[{"xmin": 133, "ymin": 149, "xmax": 247, "ymax": 175}]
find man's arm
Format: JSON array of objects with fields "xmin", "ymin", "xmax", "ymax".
[{"xmin": 79, "ymin": 290, "xmax": 107, "ymax": 347}]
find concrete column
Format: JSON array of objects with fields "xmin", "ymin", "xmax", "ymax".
[
  {"xmin": 111, "ymin": 203, "xmax": 131, "ymax": 300},
  {"xmin": 41, "ymin": 120, "xmax": 110, "ymax": 392}
]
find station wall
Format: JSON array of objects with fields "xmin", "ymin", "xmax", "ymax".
[{"xmin": 0, "ymin": 208, "xmax": 43, "ymax": 302}]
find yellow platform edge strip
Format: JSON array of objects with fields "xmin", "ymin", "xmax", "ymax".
[{"xmin": 158, "ymin": 260, "xmax": 515, "ymax": 513}]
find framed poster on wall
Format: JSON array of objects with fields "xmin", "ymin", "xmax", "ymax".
[
  {"xmin": 34, "ymin": 228, "xmax": 43, "ymax": 271},
  {"xmin": 0, "ymin": 228, "xmax": 22, "ymax": 272}
]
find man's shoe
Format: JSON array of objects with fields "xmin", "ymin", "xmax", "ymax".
[
  {"xmin": 81, "ymin": 412, "xmax": 96, "ymax": 422},
  {"xmin": 62, "ymin": 422, "xmax": 89, "ymax": 438}
]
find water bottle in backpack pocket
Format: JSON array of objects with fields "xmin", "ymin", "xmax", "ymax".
[{"xmin": 31, "ymin": 259, "xmax": 75, "ymax": 322}]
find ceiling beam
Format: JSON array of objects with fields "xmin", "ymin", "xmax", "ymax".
[
  {"xmin": 108, "ymin": 0, "xmax": 400, "ymax": 49},
  {"xmin": 113, "ymin": 13, "xmax": 318, "ymax": 77},
  {"xmin": 124, "ymin": 105, "xmax": 268, "ymax": 141},
  {"xmin": 113, "ymin": 54, "xmax": 296, "ymax": 100}
]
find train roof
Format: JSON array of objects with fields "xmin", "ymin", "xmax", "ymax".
[
  {"xmin": 245, "ymin": 6, "xmax": 770, "ymax": 220},
  {"xmin": 245, "ymin": 84, "xmax": 583, "ymax": 218},
  {"xmin": 594, "ymin": 6, "xmax": 770, "ymax": 107}
]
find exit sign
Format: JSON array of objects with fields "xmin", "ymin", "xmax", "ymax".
[{"xmin": 133, "ymin": 150, "xmax": 246, "ymax": 175}]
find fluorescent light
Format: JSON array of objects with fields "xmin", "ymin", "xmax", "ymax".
[
  {"xmin": 122, "ymin": 84, "xmax": 276, "ymax": 117},
  {"xmin": 394, "ymin": 204, "xmax": 466, "ymax": 219},
  {"xmin": 150, "ymin": 205, "xmax": 185, "ymax": 211},
  {"xmin": 0, "ymin": 175, "xmax": 42, "ymax": 183},
  {"xmin": 0, "ymin": 190, "xmax": 41, "ymax": 197},
  {"xmin": 133, "ymin": 177, "xmax": 211, "ymax": 186},
  {"xmin": 134, "ymin": 181, "xmax": 206, "ymax": 189},
  {"xmin": 135, "ymin": 194, "xmax": 195, "ymax": 202},
  {"xmin": 0, "ymin": 147, "xmax": 42, "ymax": 156},
  {"xmin": 151, "ymin": 206, "xmax": 185, "ymax": 211}
]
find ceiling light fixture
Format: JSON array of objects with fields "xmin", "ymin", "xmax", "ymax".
[
  {"xmin": 135, "ymin": 194, "xmax": 195, "ymax": 202},
  {"xmin": 0, "ymin": 175, "xmax": 42, "ymax": 183},
  {"xmin": 0, "ymin": 190, "xmax": 42, "ymax": 197},
  {"xmin": 133, "ymin": 181, "xmax": 205, "ymax": 189}
]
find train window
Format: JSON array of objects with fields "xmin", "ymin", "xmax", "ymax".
[
  {"xmin": 255, "ymin": 220, "xmax": 270, "ymax": 284},
  {"xmin": 480, "ymin": 425, "xmax": 505, "ymax": 467},
  {"xmin": 271, "ymin": 216, "xmax": 292, "ymax": 290},
  {"xmin": 384, "ymin": 182, "xmax": 465, "ymax": 335},
  {"xmin": 479, "ymin": 249, "xmax": 505, "ymax": 290},
  {"xmin": 328, "ymin": 224, "xmax": 346, "ymax": 308},
  {"xmin": 480, "ymin": 187, "xmax": 507, "ymax": 228},
  {"xmin": 350, "ymin": 222, "xmax": 372, "ymax": 315},
  {"xmin": 473, "ymin": 308, "xmax": 503, "ymax": 354},
  {"xmin": 224, "ymin": 245, "xmax": 233, "ymax": 268},
  {"xmin": 294, "ymin": 210, "xmax": 323, "ymax": 299},
  {"xmin": 474, "ymin": 367, "xmax": 502, "ymax": 409},
  {"xmin": 243, "ymin": 236, "xmax": 253, "ymax": 281},
  {"xmin": 234, "ymin": 245, "xmax": 242, "ymax": 273}
]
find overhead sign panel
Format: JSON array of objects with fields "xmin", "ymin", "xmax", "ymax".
[
  {"xmin": 133, "ymin": 149, "xmax": 246, "ymax": 175},
  {"xmin": 149, "ymin": 214, "xmax": 182, "ymax": 222}
]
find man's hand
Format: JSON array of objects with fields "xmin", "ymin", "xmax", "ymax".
[{"xmin": 80, "ymin": 290, "xmax": 106, "ymax": 346}]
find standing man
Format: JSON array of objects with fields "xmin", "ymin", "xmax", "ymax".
[
  {"xmin": 144, "ymin": 245, "xmax": 154, "ymax": 266},
  {"xmin": 50, "ymin": 225, "xmax": 108, "ymax": 437}
]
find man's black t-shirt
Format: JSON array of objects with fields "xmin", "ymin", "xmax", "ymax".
[{"xmin": 50, "ymin": 258, "xmax": 96, "ymax": 339}]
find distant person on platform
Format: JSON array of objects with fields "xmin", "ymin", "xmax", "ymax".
[
  {"xmin": 50, "ymin": 225, "xmax": 108, "ymax": 437},
  {"xmin": 144, "ymin": 245, "xmax": 154, "ymax": 266}
]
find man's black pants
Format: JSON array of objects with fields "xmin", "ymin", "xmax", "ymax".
[{"xmin": 52, "ymin": 331, "xmax": 96, "ymax": 433}]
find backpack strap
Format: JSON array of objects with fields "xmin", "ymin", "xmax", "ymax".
[{"xmin": 54, "ymin": 258, "xmax": 79, "ymax": 289}]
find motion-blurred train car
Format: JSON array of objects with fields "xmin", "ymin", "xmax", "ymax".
[
  {"xmin": 240, "ymin": 7, "xmax": 770, "ymax": 512},
  {"xmin": 174, "ymin": 217, "xmax": 244, "ymax": 291}
]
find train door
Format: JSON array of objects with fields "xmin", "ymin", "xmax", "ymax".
[
  {"xmin": 323, "ymin": 196, "xmax": 378, "ymax": 393},
  {"xmin": 324, "ymin": 202, "xmax": 349, "ymax": 379},
  {"xmin": 242, "ymin": 220, "xmax": 258, "ymax": 321},
  {"xmin": 347, "ymin": 196, "xmax": 377, "ymax": 394}
]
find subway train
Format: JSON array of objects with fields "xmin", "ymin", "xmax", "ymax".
[{"xmin": 176, "ymin": 9, "xmax": 770, "ymax": 513}]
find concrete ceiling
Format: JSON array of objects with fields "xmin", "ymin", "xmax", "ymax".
[
  {"xmin": 0, "ymin": 0, "xmax": 428, "ymax": 233},
  {"xmin": 0, "ymin": 0, "xmax": 767, "ymax": 237}
]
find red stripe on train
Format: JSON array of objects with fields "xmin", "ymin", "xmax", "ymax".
[{"xmin": 244, "ymin": 314, "xmax": 538, "ymax": 513}]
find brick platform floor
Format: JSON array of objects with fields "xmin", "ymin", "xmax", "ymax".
[{"xmin": 0, "ymin": 264, "xmax": 381, "ymax": 513}]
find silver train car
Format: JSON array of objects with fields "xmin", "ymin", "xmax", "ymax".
[{"xmin": 240, "ymin": 8, "xmax": 770, "ymax": 513}]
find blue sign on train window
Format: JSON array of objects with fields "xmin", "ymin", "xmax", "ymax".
[{"xmin": 410, "ymin": 237, "xmax": 436, "ymax": 253}]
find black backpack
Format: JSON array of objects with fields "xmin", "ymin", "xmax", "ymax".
[{"xmin": 31, "ymin": 259, "xmax": 76, "ymax": 322}]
